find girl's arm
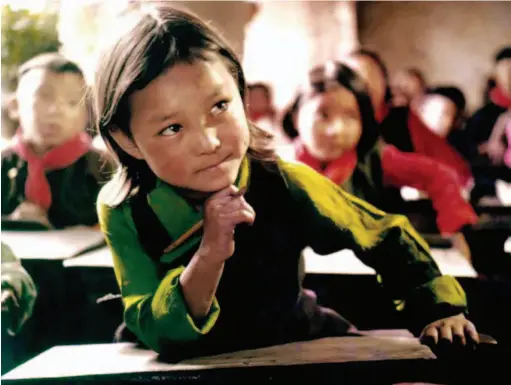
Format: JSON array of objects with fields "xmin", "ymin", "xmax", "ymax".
[
  {"xmin": 381, "ymin": 145, "xmax": 478, "ymax": 236},
  {"xmin": 98, "ymin": 202, "xmax": 221, "ymax": 353},
  {"xmin": 280, "ymin": 160, "xmax": 468, "ymax": 333}
]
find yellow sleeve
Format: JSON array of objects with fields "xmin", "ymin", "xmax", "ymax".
[
  {"xmin": 98, "ymin": 199, "xmax": 220, "ymax": 353},
  {"xmin": 280, "ymin": 160, "xmax": 467, "ymax": 330}
]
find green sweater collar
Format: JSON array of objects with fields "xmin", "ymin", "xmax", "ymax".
[{"xmin": 145, "ymin": 156, "xmax": 251, "ymax": 262}]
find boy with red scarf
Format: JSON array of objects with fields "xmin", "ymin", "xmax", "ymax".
[
  {"xmin": 1, "ymin": 53, "xmax": 113, "ymax": 229},
  {"xmin": 465, "ymin": 46, "xmax": 511, "ymax": 201}
]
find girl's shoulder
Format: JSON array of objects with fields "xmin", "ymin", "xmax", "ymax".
[{"xmin": 97, "ymin": 178, "xmax": 134, "ymax": 232}]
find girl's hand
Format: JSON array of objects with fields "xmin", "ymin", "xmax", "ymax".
[
  {"xmin": 420, "ymin": 313, "xmax": 479, "ymax": 350},
  {"xmin": 9, "ymin": 201, "xmax": 52, "ymax": 228},
  {"xmin": 197, "ymin": 185, "xmax": 255, "ymax": 266}
]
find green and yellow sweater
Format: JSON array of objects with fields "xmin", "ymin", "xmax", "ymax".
[{"xmin": 98, "ymin": 157, "xmax": 467, "ymax": 355}]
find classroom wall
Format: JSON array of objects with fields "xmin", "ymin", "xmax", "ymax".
[
  {"xmin": 243, "ymin": 1, "xmax": 357, "ymax": 110},
  {"xmin": 58, "ymin": 0, "xmax": 257, "ymax": 83},
  {"xmin": 357, "ymin": 1, "xmax": 511, "ymax": 113}
]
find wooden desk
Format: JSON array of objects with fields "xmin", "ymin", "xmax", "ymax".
[
  {"xmin": 2, "ymin": 335, "xmax": 505, "ymax": 385},
  {"xmin": 1, "ymin": 227, "xmax": 105, "ymax": 261},
  {"xmin": 1, "ymin": 336, "xmax": 442, "ymax": 384}
]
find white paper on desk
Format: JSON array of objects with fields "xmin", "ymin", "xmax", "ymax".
[
  {"xmin": 303, "ymin": 246, "xmax": 477, "ymax": 278},
  {"xmin": 1, "ymin": 226, "xmax": 105, "ymax": 260}
]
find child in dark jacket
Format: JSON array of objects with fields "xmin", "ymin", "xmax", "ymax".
[{"xmin": 2, "ymin": 53, "xmax": 113, "ymax": 229}]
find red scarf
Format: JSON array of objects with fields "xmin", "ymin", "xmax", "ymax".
[
  {"xmin": 375, "ymin": 102, "xmax": 389, "ymax": 123},
  {"xmin": 11, "ymin": 131, "xmax": 92, "ymax": 210},
  {"xmin": 295, "ymin": 140, "xmax": 358, "ymax": 186},
  {"xmin": 490, "ymin": 86, "xmax": 511, "ymax": 109},
  {"xmin": 407, "ymin": 111, "xmax": 472, "ymax": 187}
]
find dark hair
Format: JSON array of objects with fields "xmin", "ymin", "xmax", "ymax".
[
  {"xmin": 495, "ymin": 46, "xmax": 511, "ymax": 62},
  {"xmin": 91, "ymin": 4, "xmax": 274, "ymax": 204},
  {"xmin": 281, "ymin": 95, "xmax": 300, "ymax": 140},
  {"xmin": 427, "ymin": 86, "xmax": 466, "ymax": 115},
  {"xmin": 350, "ymin": 48, "xmax": 392, "ymax": 103},
  {"xmin": 18, "ymin": 52, "xmax": 84, "ymax": 81},
  {"xmin": 288, "ymin": 61, "xmax": 379, "ymax": 158}
]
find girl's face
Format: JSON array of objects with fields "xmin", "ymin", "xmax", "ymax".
[
  {"xmin": 416, "ymin": 94, "xmax": 457, "ymax": 137},
  {"xmin": 115, "ymin": 58, "xmax": 250, "ymax": 192},
  {"xmin": 14, "ymin": 69, "xmax": 88, "ymax": 153},
  {"xmin": 297, "ymin": 86, "xmax": 362, "ymax": 162}
]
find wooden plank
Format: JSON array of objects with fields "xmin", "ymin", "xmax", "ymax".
[{"xmin": 2, "ymin": 335, "xmax": 435, "ymax": 381}]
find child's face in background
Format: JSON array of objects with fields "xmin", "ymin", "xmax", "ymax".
[
  {"xmin": 15, "ymin": 69, "xmax": 88, "ymax": 150},
  {"xmin": 247, "ymin": 87, "xmax": 271, "ymax": 118},
  {"xmin": 344, "ymin": 55, "xmax": 386, "ymax": 111},
  {"xmin": 392, "ymin": 71, "xmax": 424, "ymax": 106},
  {"xmin": 495, "ymin": 58, "xmax": 511, "ymax": 95},
  {"xmin": 297, "ymin": 86, "xmax": 362, "ymax": 162},
  {"xmin": 416, "ymin": 95, "xmax": 457, "ymax": 138},
  {"xmin": 127, "ymin": 58, "xmax": 250, "ymax": 192}
]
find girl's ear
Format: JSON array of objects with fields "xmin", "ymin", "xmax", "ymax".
[
  {"xmin": 5, "ymin": 95, "xmax": 19, "ymax": 120},
  {"xmin": 109, "ymin": 126, "xmax": 144, "ymax": 160}
]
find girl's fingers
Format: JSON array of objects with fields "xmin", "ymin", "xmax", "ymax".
[
  {"xmin": 217, "ymin": 196, "xmax": 254, "ymax": 215},
  {"xmin": 220, "ymin": 209, "xmax": 256, "ymax": 225},
  {"xmin": 464, "ymin": 322, "xmax": 480, "ymax": 344},
  {"xmin": 439, "ymin": 324, "xmax": 453, "ymax": 343},
  {"xmin": 420, "ymin": 326, "xmax": 439, "ymax": 346},
  {"xmin": 452, "ymin": 323, "xmax": 466, "ymax": 346},
  {"xmin": 208, "ymin": 185, "xmax": 239, "ymax": 201}
]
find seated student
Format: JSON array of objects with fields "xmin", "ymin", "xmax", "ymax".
[
  {"xmin": 486, "ymin": 110, "xmax": 511, "ymax": 168},
  {"xmin": 391, "ymin": 68, "xmax": 427, "ymax": 108},
  {"xmin": 1, "ymin": 242, "xmax": 37, "ymax": 374},
  {"xmin": 2, "ymin": 53, "xmax": 114, "ymax": 229},
  {"xmin": 343, "ymin": 49, "xmax": 392, "ymax": 123},
  {"xmin": 467, "ymin": 47, "xmax": 511, "ymax": 158},
  {"xmin": 381, "ymin": 86, "xmax": 474, "ymax": 190},
  {"xmin": 465, "ymin": 47, "xmax": 511, "ymax": 200},
  {"xmin": 92, "ymin": 5, "xmax": 478, "ymax": 358},
  {"xmin": 290, "ymin": 62, "xmax": 477, "ymax": 261}
]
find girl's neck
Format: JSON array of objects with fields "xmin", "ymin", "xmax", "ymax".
[{"xmin": 24, "ymin": 139, "xmax": 52, "ymax": 157}]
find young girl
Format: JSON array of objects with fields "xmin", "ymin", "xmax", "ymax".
[
  {"xmin": 92, "ymin": 4, "xmax": 478, "ymax": 358},
  {"xmin": 290, "ymin": 62, "xmax": 478, "ymax": 260},
  {"xmin": 1, "ymin": 53, "xmax": 113, "ymax": 229}
]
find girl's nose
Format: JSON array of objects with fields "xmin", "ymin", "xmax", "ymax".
[
  {"xmin": 324, "ymin": 120, "xmax": 343, "ymax": 137},
  {"xmin": 197, "ymin": 127, "xmax": 221, "ymax": 154}
]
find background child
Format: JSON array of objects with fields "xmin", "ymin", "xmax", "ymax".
[
  {"xmin": 92, "ymin": 4, "xmax": 478, "ymax": 359},
  {"xmin": 2, "ymin": 53, "xmax": 113, "ymax": 229},
  {"xmin": 382, "ymin": 86, "xmax": 474, "ymax": 189},
  {"xmin": 290, "ymin": 62, "xmax": 478, "ymax": 260}
]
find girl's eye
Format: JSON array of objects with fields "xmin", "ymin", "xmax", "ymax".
[
  {"xmin": 318, "ymin": 110, "xmax": 329, "ymax": 120},
  {"xmin": 159, "ymin": 124, "xmax": 182, "ymax": 136},
  {"xmin": 211, "ymin": 100, "xmax": 229, "ymax": 116},
  {"xmin": 37, "ymin": 91, "xmax": 53, "ymax": 100}
]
